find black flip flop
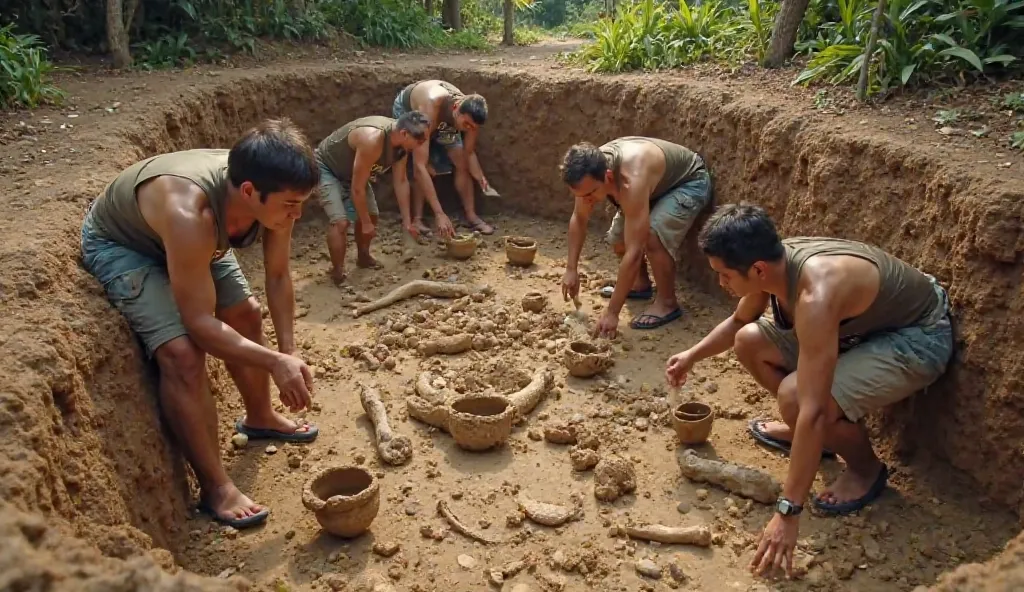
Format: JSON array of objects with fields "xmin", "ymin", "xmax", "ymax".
[
  {"xmin": 235, "ymin": 418, "xmax": 320, "ymax": 443},
  {"xmin": 629, "ymin": 307, "xmax": 683, "ymax": 330},
  {"xmin": 197, "ymin": 501, "xmax": 270, "ymax": 529},
  {"xmin": 813, "ymin": 463, "xmax": 889, "ymax": 515},
  {"xmin": 599, "ymin": 285, "xmax": 654, "ymax": 300},
  {"xmin": 747, "ymin": 418, "xmax": 837, "ymax": 459}
]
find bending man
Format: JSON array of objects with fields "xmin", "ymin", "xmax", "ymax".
[
  {"xmin": 316, "ymin": 111, "xmax": 439, "ymax": 284},
  {"xmin": 392, "ymin": 79, "xmax": 496, "ymax": 235},
  {"xmin": 80, "ymin": 119, "xmax": 321, "ymax": 529},
  {"xmin": 665, "ymin": 204, "xmax": 953, "ymax": 577},
  {"xmin": 560, "ymin": 136, "xmax": 712, "ymax": 337}
]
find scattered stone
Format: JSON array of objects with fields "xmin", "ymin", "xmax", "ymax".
[
  {"xmin": 265, "ymin": 445, "xmax": 278, "ymax": 455},
  {"xmin": 231, "ymin": 433, "xmax": 248, "ymax": 449},
  {"xmin": 404, "ymin": 501, "xmax": 422, "ymax": 516},
  {"xmin": 324, "ymin": 574, "xmax": 347, "ymax": 591},
  {"xmin": 528, "ymin": 429, "xmax": 542, "ymax": 441},
  {"xmin": 695, "ymin": 489, "xmax": 708, "ymax": 501},
  {"xmin": 636, "ymin": 559, "xmax": 662, "ymax": 579},
  {"xmin": 676, "ymin": 501, "xmax": 691, "ymax": 514},
  {"xmin": 594, "ymin": 455, "xmax": 637, "ymax": 502},
  {"xmin": 419, "ymin": 524, "xmax": 446, "ymax": 540},
  {"xmin": 457, "ymin": 554, "xmax": 477, "ymax": 569},
  {"xmin": 221, "ymin": 526, "xmax": 238, "ymax": 539},
  {"xmin": 668, "ymin": 563, "xmax": 686, "ymax": 583},
  {"xmin": 287, "ymin": 453, "xmax": 302, "ymax": 469},
  {"xmin": 373, "ymin": 541, "xmax": 400, "ymax": 557},
  {"xmin": 354, "ymin": 453, "xmax": 367, "ymax": 465},
  {"xmin": 569, "ymin": 446, "xmax": 600, "ymax": 471},
  {"xmin": 704, "ymin": 382, "xmax": 718, "ymax": 394},
  {"xmin": 634, "ymin": 418, "xmax": 649, "ymax": 431},
  {"xmin": 285, "ymin": 530, "xmax": 295, "ymax": 540},
  {"xmin": 387, "ymin": 564, "xmax": 403, "ymax": 580},
  {"xmin": 544, "ymin": 424, "xmax": 576, "ymax": 445}
]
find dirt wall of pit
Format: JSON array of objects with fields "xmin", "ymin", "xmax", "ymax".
[{"xmin": 0, "ymin": 61, "xmax": 1021, "ymax": 588}]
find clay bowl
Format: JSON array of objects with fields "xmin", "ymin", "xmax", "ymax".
[
  {"xmin": 671, "ymin": 402, "xmax": 715, "ymax": 445},
  {"xmin": 302, "ymin": 466, "xmax": 380, "ymax": 538},
  {"xmin": 563, "ymin": 340, "xmax": 613, "ymax": 378},
  {"xmin": 446, "ymin": 234, "xmax": 477, "ymax": 260},
  {"xmin": 447, "ymin": 393, "xmax": 515, "ymax": 452},
  {"xmin": 505, "ymin": 236, "xmax": 538, "ymax": 267},
  {"xmin": 521, "ymin": 291, "xmax": 547, "ymax": 313}
]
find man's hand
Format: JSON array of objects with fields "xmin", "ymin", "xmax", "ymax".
[
  {"xmin": 271, "ymin": 354, "xmax": 313, "ymax": 412},
  {"xmin": 360, "ymin": 218, "xmax": 376, "ymax": 240},
  {"xmin": 750, "ymin": 513, "xmax": 799, "ymax": 579},
  {"xmin": 592, "ymin": 309, "xmax": 619, "ymax": 339},
  {"xmin": 665, "ymin": 350, "xmax": 694, "ymax": 388},
  {"xmin": 404, "ymin": 222, "xmax": 421, "ymax": 240},
  {"xmin": 561, "ymin": 269, "xmax": 580, "ymax": 302},
  {"xmin": 435, "ymin": 213, "xmax": 455, "ymax": 239}
]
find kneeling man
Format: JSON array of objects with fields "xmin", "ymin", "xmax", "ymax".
[
  {"xmin": 560, "ymin": 136, "xmax": 712, "ymax": 337},
  {"xmin": 316, "ymin": 111, "xmax": 439, "ymax": 284},
  {"xmin": 665, "ymin": 203, "xmax": 953, "ymax": 576},
  {"xmin": 80, "ymin": 119, "xmax": 322, "ymax": 529}
]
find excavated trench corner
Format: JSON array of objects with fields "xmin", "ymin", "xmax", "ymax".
[{"xmin": 0, "ymin": 61, "xmax": 1021, "ymax": 589}]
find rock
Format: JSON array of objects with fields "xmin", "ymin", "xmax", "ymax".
[
  {"xmin": 404, "ymin": 501, "xmax": 421, "ymax": 516},
  {"xmin": 668, "ymin": 563, "xmax": 686, "ymax": 583},
  {"xmin": 457, "ymin": 554, "xmax": 477, "ymax": 569},
  {"xmin": 569, "ymin": 446, "xmax": 600, "ymax": 471},
  {"xmin": 324, "ymin": 574, "xmax": 348, "ymax": 591},
  {"xmin": 636, "ymin": 559, "xmax": 662, "ymax": 579},
  {"xmin": 527, "ymin": 429, "xmax": 542, "ymax": 441},
  {"xmin": 695, "ymin": 489, "xmax": 708, "ymax": 501},
  {"xmin": 544, "ymin": 424, "xmax": 576, "ymax": 445},
  {"xmin": 373, "ymin": 541, "xmax": 400, "ymax": 557},
  {"xmin": 704, "ymin": 382, "xmax": 718, "ymax": 394},
  {"xmin": 231, "ymin": 433, "xmax": 248, "ymax": 449},
  {"xmin": 594, "ymin": 455, "xmax": 636, "ymax": 502},
  {"xmin": 285, "ymin": 530, "xmax": 295, "ymax": 540},
  {"xmin": 862, "ymin": 537, "xmax": 885, "ymax": 562},
  {"xmin": 221, "ymin": 526, "xmax": 238, "ymax": 539},
  {"xmin": 676, "ymin": 501, "xmax": 691, "ymax": 514},
  {"xmin": 265, "ymin": 445, "xmax": 278, "ymax": 455},
  {"xmin": 354, "ymin": 453, "xmax": 367, "ymax": 465},
  {"xmin": 287, "ymin": 453, "xmax": 302, "ymax": 469},
  {"xmin": 634, "ymin": 418, "xmax": 649, "ymax": 431}
]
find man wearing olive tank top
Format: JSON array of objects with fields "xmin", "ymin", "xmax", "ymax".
[
  {"xmin": 665, "ymin": 204, "xmax": 953, "ymax": 579},
  {"xmin": 80, "ymin": 119, "xmax": 322, "ymax": 530}
]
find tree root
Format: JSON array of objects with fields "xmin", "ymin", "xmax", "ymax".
[
  {"xmin": 353, "ymin": 280, "xmax": 491, "ymax": 318},
  {"xmin": 437, "ymin": 499, "xmax": 503, "ymax": 544},
  {"xmin": 677, "ymin": 448, "xmax": 781, "ymax": 504},
  {"xmin": 359, "ymin": 385, "xmax": 412, "ymax": 466},
  {"xmin": 610, "ymin": 523, "xmax": 712, "ymax": 547}
]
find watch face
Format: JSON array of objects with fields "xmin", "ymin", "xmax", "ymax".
[{"xmin": 778, "ymin": 500, "xmax": 792, "ymax": 514}]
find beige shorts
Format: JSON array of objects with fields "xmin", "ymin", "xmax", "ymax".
[
  {"xmin": 318, "ymin": 159, "xmax": 379, "ymax": 224},
  {"xmin": 606, "ymin": 170, "xmax": 712, "ymax": 261},
  {"xmin": 755, "ymin": 279, "xmax": 954, "ymax": 422}
]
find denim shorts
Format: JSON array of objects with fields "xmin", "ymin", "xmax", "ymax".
[{"xmin": 392, "ymin": 91, "xmax": 462, "ymax": 177}]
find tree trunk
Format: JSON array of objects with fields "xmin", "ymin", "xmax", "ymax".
[
  {"xmin": 442, "ymin": 0, "xmax": 462, "ymax": 30},
  {"xmin": 763, "ymin": 0, "xmax": 811, "ymax": 68},
  {"xmin": 503, "ymin": 0, "xmax": 514, "ymax": 45},
  {"xmin": 856, "ymin": 0, "xmax": 887, "ymax": 101},
  {"xmin": 425, "ymin": 0, "xmax": 434, "ymax": 16},
  {"xmin": 106, "ymin": 0, "xmax": 130, "ymax": 69},
  {"xmin": 290, "ymin": 0, "xmax": 306, "ymax": 17}
]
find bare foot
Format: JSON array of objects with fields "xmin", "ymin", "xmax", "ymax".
[
  {"xmin": 760, "ymin": 420, "xmax": 794, "ymax": 442},
  {"xmin": 202, "ymin": 482, "xmax": 266, "ymax": 524},
  {"xmin": 412, "ymin": 219, "xmax": 432, "ymax": 235},
  {"xmin": 242, "ymin": 411, "xmax": 315, "ymax": 436},
  {"xmin": 357, "ymin": 253, "xmax": 382, "ymax": 269},
  {"xmin": 815, "ymin": 460, "xmax": 885, "ymax": 505},
  {"xmin": 465, "ymin": 217, "xmax": 494, "ymax": 235},
  {"xmin": 330, "ymin": 268, "xmax": 347, "ymax": 286}
]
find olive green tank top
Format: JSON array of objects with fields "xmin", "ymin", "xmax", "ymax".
[
  {"xmin": 601, "ymin": 136, "xmax": 705, "ymax": 207},
  {"xmin": 771, "ymin": 237, "xmax": 940, "ymax": 346},
  {"xmin": 398, "ymin": 80, "xmax": 463, "ymax": 132},
  {"xmin": 316, "ymin": 116, "xmax": 398, "ymax": 183},
  {"xmin": 86, "ymin": 149, "xmax": 261, "ymax": 261}
]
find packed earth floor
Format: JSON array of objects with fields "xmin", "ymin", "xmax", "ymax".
[{"xmin": 1, "ymin": 43, "xmax": 1023, "ymax": 592}]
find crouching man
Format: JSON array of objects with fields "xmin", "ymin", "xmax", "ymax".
[
  {"xmin": 315, "ymin": 111, "xmax": 440, "ymax": 284},
  {"xmin": 665, "ymin": 204, "xmax": 953, "ymax": 577},
  {"xmin": 80, "ymin": 119, "xmax": 322, "ymax": 529},
  {"xmin": 559, "ymin": 136, "xmax": 712, "ymax": 337}
]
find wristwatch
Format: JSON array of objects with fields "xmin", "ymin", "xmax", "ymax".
[{"xmin": 775, "ymin": 497, "xmax": 803, "ymax": 516}]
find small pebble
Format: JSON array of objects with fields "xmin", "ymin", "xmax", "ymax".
[
  {"xmin": 676, "ymin": 501, "xmax": 691, "ymax": 514},
  {"xmin": 373, "ymin": 541, "xmax": 400, "ymax": 557},
  {"xmin": 695, "ymin": 489, "xmax": 708, "ymax": 501},
  {"xmin": 285, "ymin": 530, "xmax": 295, "ymax": 540},
  {"xmin": 231, "ymin": 433, "xmax": 248, "ymax": 449},
  {"xmin": 457, "ymin": 554, "xmax": 477, "ymax": 569},
  {"xmin": 265, "ymin": 445, "xmax": 278, "ymax": 455},
  {"xmin": 636, "ymin": 558, "xmax": 662, "ymax": 579}
]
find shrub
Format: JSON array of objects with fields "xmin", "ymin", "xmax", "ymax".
[{"xmin": 0, "ymin": 24, "xmax": 64, "ymax": 109}]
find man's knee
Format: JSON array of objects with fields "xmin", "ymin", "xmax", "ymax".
[
  {"xmin": 734, "ymin": 323, "xmax": 770, "ymax": 365},
  {"xmin": 155, "ymin": 337, "xmax": 207, "ymax": 392},
  {"xmin": 219, "ymin": 297, "xmax": 263, "ymax": 336},
  {"xmin": 646, "ymin": 229, "xmax": 668, "ymax": 253},
  {"xmin": 330, "ymin": 218, "xmax": 350, "ymax": 234},
  {"xmin": 777, "ymin": 374, "xmax": 799, "ymax": 425}
]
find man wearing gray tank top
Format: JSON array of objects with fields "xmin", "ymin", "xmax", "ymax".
[{"xmin": 665, "ymin": 204, "xmax": 953, "ymax": 578}]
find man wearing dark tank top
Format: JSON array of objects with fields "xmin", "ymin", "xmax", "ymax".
[
  {"xmin": 80, "ymin": 119, "xmax": 322, "ymax": 530},
  {"xmin": 559, "ymin": 137, "xmax": 712, "ymax": 337},
  {"xmin": 665, "ymin": 204, "xmax": 953, "ymax": 578}
]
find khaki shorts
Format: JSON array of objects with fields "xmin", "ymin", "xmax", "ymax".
[
  {"xmin": 606, "ymin": 170, "xmax": 712, "ymax": 261},
  {"xmin": 755, "ymin": 279, "xmax": 954, "ymax": 422},
  {"xmin": 318, "ymin": 159, "xmax": 379, "ymax": 224},
  {"xmin": 81, "ymin": 212, "xmax": 252, "ymax": 358}
]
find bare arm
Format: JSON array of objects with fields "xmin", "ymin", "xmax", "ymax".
[
  {"xmin": 604, "ymin": 178, "xmax": 651, "ymax": 317},
  {"xmin": 687, "ymin": 292, "xmax": 770, "ymax": 362},
  {"xmin": 263, "ymin": 223, "xmax": 296, "ymax": 354},
  {"xmin": 785, "ymin": 285, "xmax": 841, "ymax": 505},
  {"xmin": 463, "ymin": 129, "xmax": 486, "ymax": 185},
  {"xmin": 349, "ymin": 129, "xmax": 383, "ymax": 225},
  {"xmin": 393, "ymin": 153, "xmax": 412, "ymax": 229},
  {"xmin": 566, "ymin": 197, "xmax": 593, "ymax": 272}
]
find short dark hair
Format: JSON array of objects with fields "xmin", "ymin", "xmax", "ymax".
[
  {"xmin": 229, "ymin": 118, "xmax": 318, "ymax": 201},
  {"xmin": 697, "ymin": 203, "xmax": 785, "ymax": 272},
  {"xmin": 396, "ymin": 110, "xmax": 430, "ymax": 141},
  {"xmin": 560, "ymin": 142, "xmax": 608, "ymax": 186},
  {"xmin": 458, "ymin": 94, "xmax": 487, "ymax": 125}
]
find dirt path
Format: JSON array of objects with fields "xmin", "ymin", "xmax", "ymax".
[{"xmin": 172, "ymin": 211, "xmax": 1017, "ymax": 592}]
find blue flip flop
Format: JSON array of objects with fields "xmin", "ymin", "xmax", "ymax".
[
  {"xmin": 197, "ymin": 500, "xmax": 270, "ymax": 529},
  {"xmin": 813, "ymin": 463, "xmax": 889, "ymax": 515},
  {"xmin": 748, "ymin": 419, "xmax": 837, "ymax": 459},
  {"xmin": 599, "ymin": 285, "xmax": 654, "ymax": 300},
  {"xmin": 234, "ymin": 418, "xmax": 320, "ymax": 443},
  {"xmin": 629, "ymin": 307, "xmax": 682, "ymax": 330}
]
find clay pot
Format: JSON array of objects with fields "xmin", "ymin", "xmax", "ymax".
[
  {"xmin": 563, "ymin": 340, "xmax": 613, "ymax": 378},
  {"xmin": 505, "ymin": 236, "xmax": 538, "ymax": 267},
  {"xmin": 522, "ymin": 291, "xmax": 547, "ymax": 313},
  {"xmin": 447, "ymin": 392, "xmax": 514, "ymax": 451},
  {"xmin": 446, "ymin": 234, "xmax": 478, "ymax": 260},
  {"xmin": 302, "ymin": 466, "xmax": 380, "ymax": 538},
  {"xmin": 671, "ymin": 402, "xmax": 715, "ymax": 445}
]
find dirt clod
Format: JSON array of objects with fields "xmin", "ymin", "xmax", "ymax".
[
  {"xmin": 594, "ymin": 455, "xmax": 637, "ymax": 502},
  {"xmin": 636, "ymin": 559, "xmax": 662, "ymax": 579},
  {"xmin": 373, "ymin": 541, "xmax": 400, "ymax": 557},
  {"xmin": 569, "ymin": 446, "xmax": 600, "ymax": 471}
]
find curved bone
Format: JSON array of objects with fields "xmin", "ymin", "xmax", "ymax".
[{"xmin": 359, "ymin": 385, "xmax": 413, "ymax": 466}]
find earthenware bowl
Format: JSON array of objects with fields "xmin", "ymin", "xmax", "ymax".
[
  {"xmin": 505, "ymin": 236, "xmax": 538, "ymax": 267},
  {"xmin": 671, "ymin": 402, "xmax": 715, "ymax": 445},
  {"xmin": 446, "ymin": 234, "xmax": 478, "ymax": 260},
  {"xmin": 562, "ymin": 340, "xmax": 613, "ymax": 378},
  {"xmin": 521, "ymin": 291, "xmax": 547, "ymax": 313},
  {"xmin": 302, "ymin": 466, "xmax": 379, "ymax": 537},
  {"xmin": 447, "ymin": 392, "xmax": 514, "ymax": 451}
]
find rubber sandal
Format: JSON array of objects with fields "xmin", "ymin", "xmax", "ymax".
[
  {"xmin": 629, "ymin": 307, "xmax": 682, "ymax": 330},
  {"xmin": 462, "ymin": 218, "xmax": 494, "ymax": 235},
  {"xmin": 234, "ymin": 418, "xmax": 320, "ymax": 443},
  {"xmin": 812, "ymin": 464, "xmax": 889, "ymax": 515},
  {"xmin": 748, "ymin": 419, "xmax": 837, "ymax": 459},
  {"xmin": 599, "ymin": 285, "xmax": 654, "ymax": 300},
  {"xmin": 197, "ymin": 501, "xmax": 269, "ymax": 529}
]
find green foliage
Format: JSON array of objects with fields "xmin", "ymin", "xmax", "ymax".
[
  {"xmin": 1001, "ymin": 90, "xmax": 1024, "ymax": 111},
  {"xmin": 568, "ymin": 0, "xmax": 779, "ymax": 73},
  {"xmin": 0, "ymin": 24, "xmax": 64, "ymax": 108},
  {"xmin": 514, "ymin": 26, "xmax": 546, "ymax": 45},
  {"xmin": 793, "ymin": 0, "xmax": 1024, "ymax": 97},
  {"xmin": 1010, "ymin": 130, "xmax": 1024, "ymax": 148}
]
